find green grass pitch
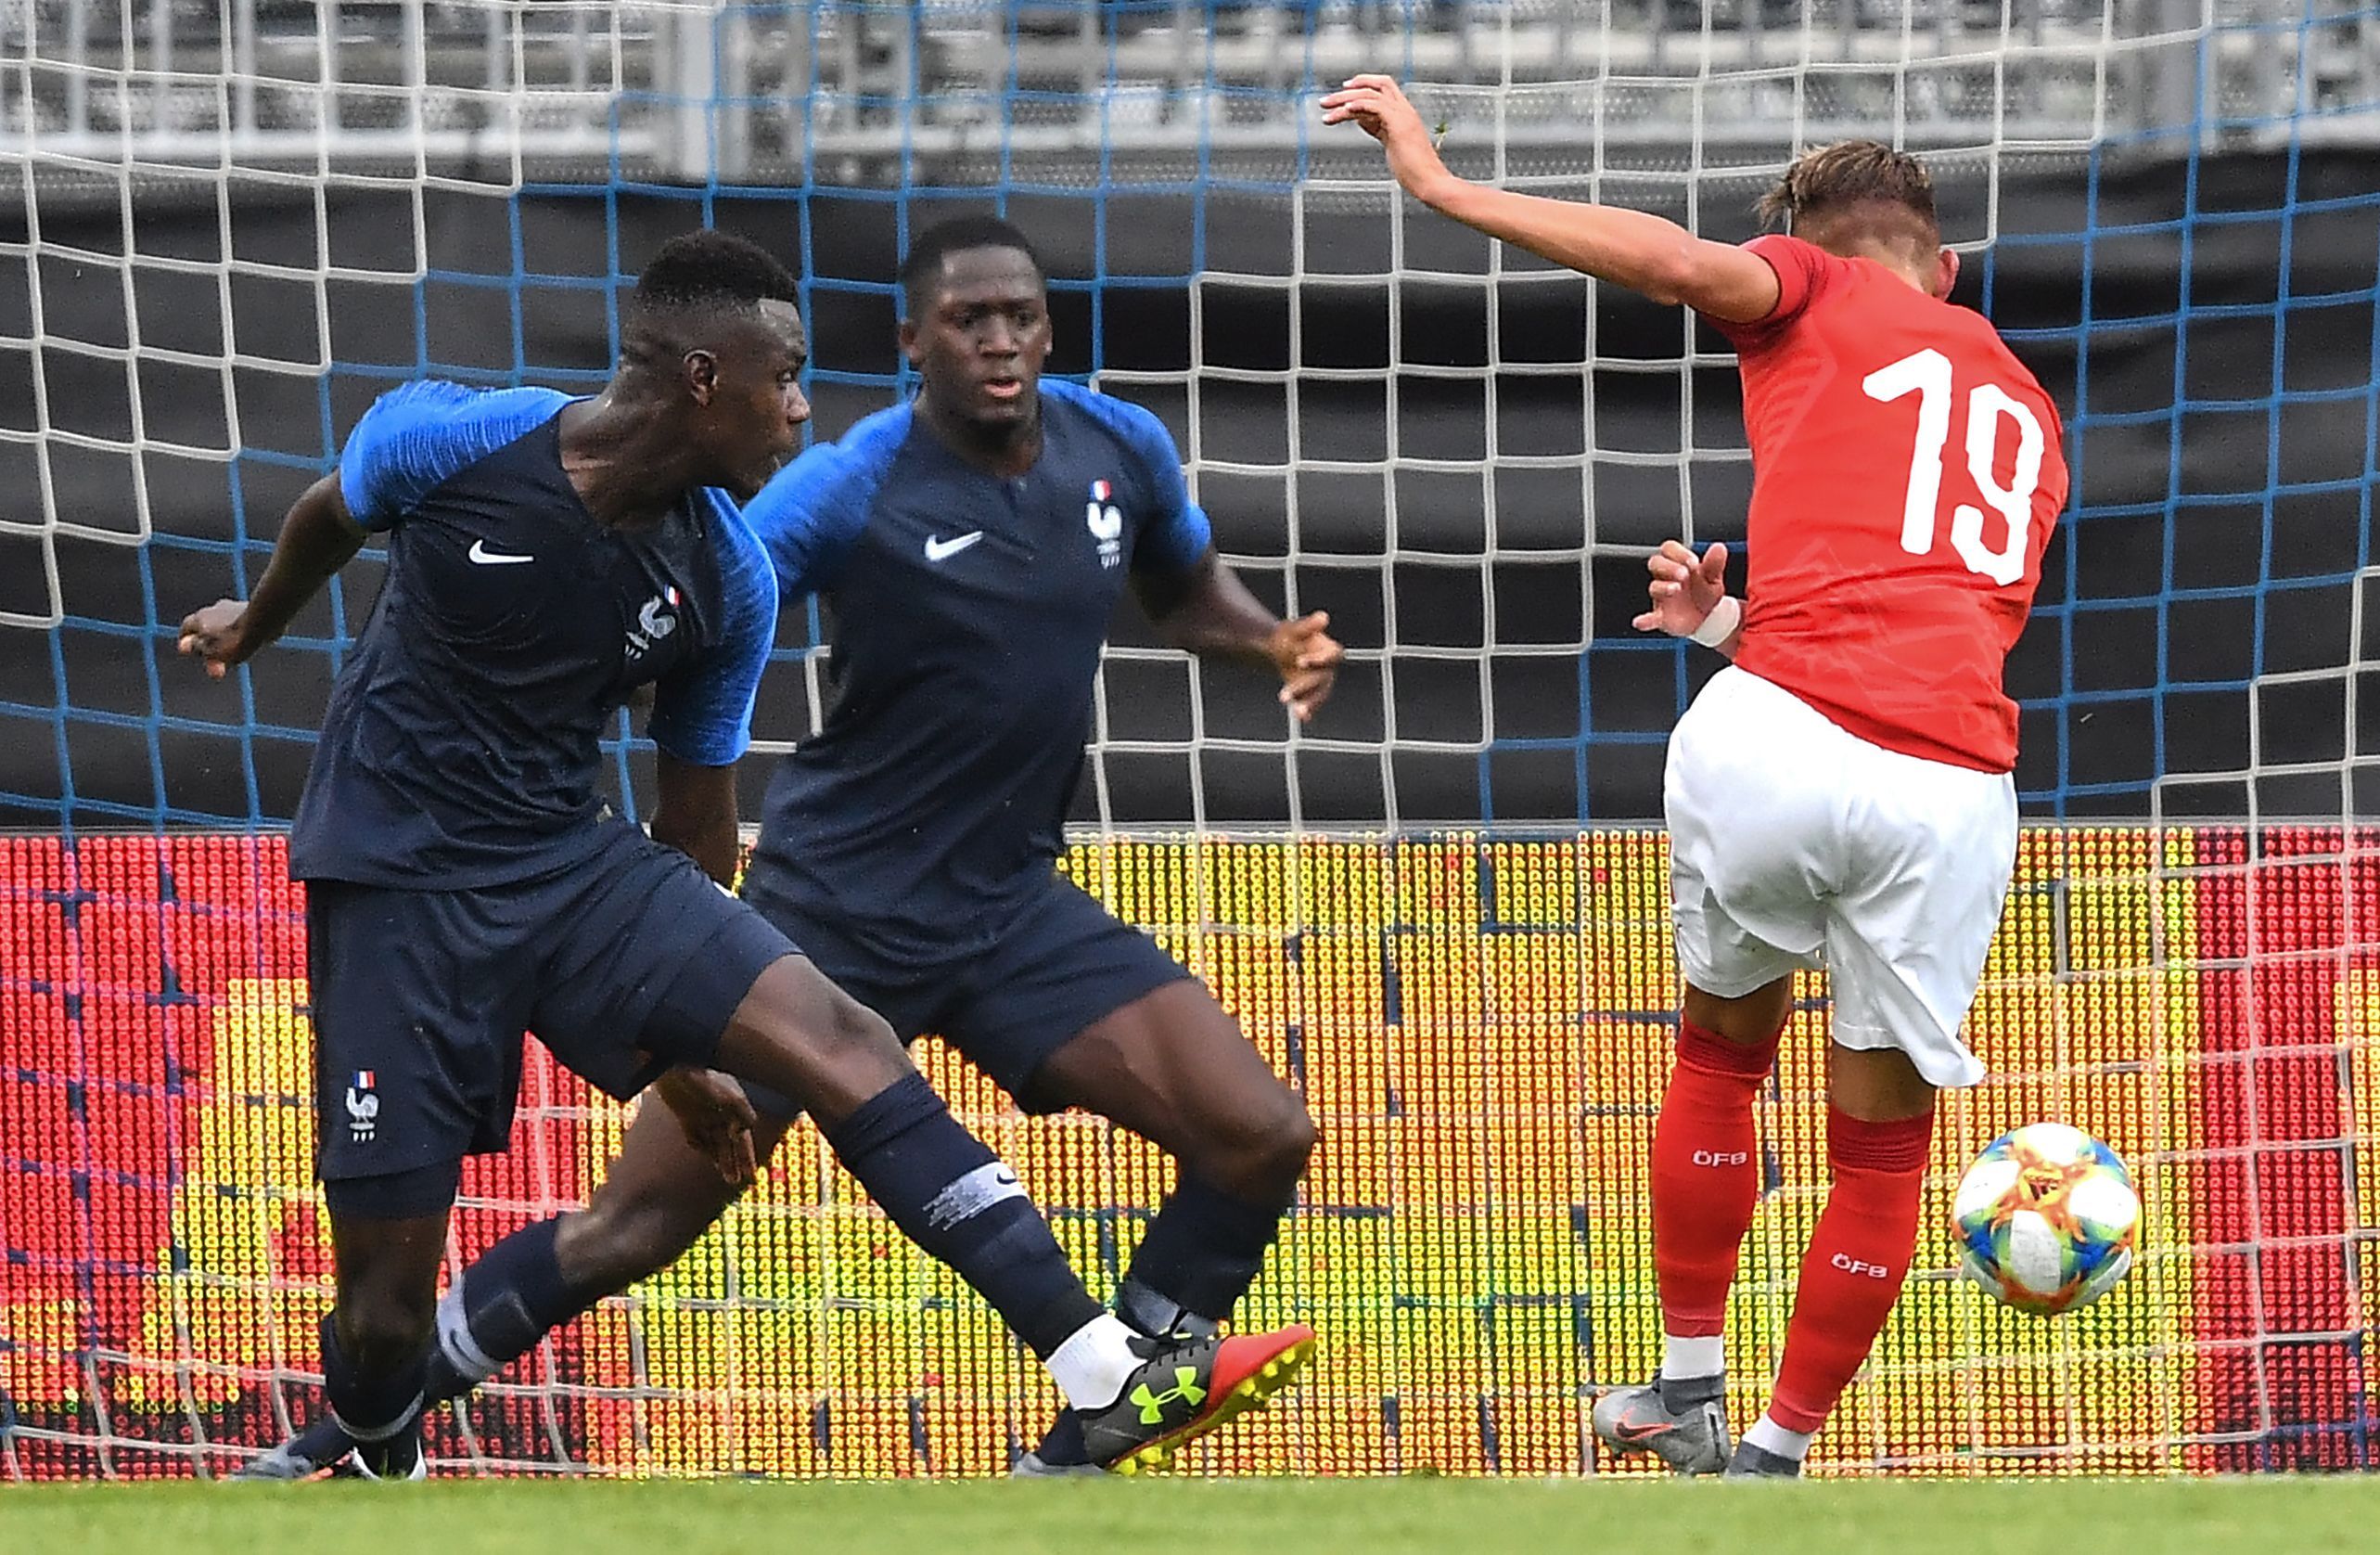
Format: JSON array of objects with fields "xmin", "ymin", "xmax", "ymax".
[{"xmin": 9, "ymin": 1478, "xmax": 2378, "ymax": 1555}]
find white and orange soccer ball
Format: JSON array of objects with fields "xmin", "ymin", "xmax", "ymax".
[{"xmin": 1951, "ymin": 1123, "xmax": 2141, "ymax": 1316}]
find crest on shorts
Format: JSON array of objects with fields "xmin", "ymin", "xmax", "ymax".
[{"xmin": 345, "ymin": 1069, "xmax": 379, "ymax": 1144}]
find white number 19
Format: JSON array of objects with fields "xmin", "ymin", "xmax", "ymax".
[{"xmin": 1860, "ymin": 347, "xmax": 2045, "ymax": 586}]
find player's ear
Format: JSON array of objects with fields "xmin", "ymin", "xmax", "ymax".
[
  {"xmin": 682, "ymin": 347, "xmax": 720, "ymax": 406},
  {"xmin": 1933, "ymin": 246, "xmax": 1960, "ymax": 300},
  {"xmin": 897, "ymin": 317, "xmax": 924, "ymax": 367}
]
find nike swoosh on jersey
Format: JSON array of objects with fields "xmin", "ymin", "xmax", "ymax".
[
  {"xmin": 467, "ymin": 539, "xmax": 535, "ymax": 565},
  {"xmin": 924, "ymin": 532, "xmax": 984, "ymax": 562}
]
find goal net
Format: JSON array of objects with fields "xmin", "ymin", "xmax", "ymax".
[{"xmin": 3, "ymin": 0, "xmax": 2377, "ymax": 1478}]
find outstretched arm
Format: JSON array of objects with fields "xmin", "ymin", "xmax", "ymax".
[
  {"xmin": 1134, "ymin": 548, "xmax": 1344, "ymax": 723},
  {"xmin": 177, "ymin": 473, "xmax": 369, "ymax": 677},
  {"xmin": 1319, "ymin": 74, "xmax": 1781, "ymax": 324}
]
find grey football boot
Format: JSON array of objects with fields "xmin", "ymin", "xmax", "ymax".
[{"xmin": 1591, "ymin": 1378, "xmax": 1734, "ymax": 1476}]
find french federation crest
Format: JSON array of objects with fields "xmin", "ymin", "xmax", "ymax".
[
  {"xmin": 1086, "ymin": 480, "xmax": 1122, "ymax": 569},
  {"xmin": 627, "ymin": 585, "xmax": 681, "ymax": 660}
]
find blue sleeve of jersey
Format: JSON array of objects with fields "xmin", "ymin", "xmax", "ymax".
[
  {"xmin": 337, "ymin": 380, "xmax": 572, "ymax": 530},
  {"xmin": 646, "ymin": 494, "xmax": 778, "ymax": 767},
  {"xmin": 741, "ymin": 418, "xmax": 900, "ymax": 596},
  {"xmin": 1089, "ymin": 392, "xmax": 1212, "ymax": 577}
]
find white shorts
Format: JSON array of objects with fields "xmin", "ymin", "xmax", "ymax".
[{"xmin": 1663, "ymin": 666, "xmax": 2017, "ymax": 1089}]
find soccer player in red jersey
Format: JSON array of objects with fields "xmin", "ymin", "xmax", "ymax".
[{"xmin": 1325, "ymin": 81, "xmax": 2067, "ymax": 1475}]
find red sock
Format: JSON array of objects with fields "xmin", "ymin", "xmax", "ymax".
[
  {"xmin": 1768, "ymin": 1106, "xmax": 1935, "ymax": 1433},
  {"xmin": 1650, "ymin": 1019, "xmax": 1781, "ymax": 1342}
]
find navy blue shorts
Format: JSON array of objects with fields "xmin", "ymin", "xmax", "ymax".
[
  {"xmin": 306, "ymin": 825, "xmax": 794, "ymax": 1191},
  {"xmin": 738, "ymin": 868, "xmax": 1194, "ymax": 1120}
]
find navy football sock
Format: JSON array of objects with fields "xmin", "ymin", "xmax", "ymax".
[
  {"xmin": 1120, "ymin": 1175, "xmax": 1288, "ymax": 1334},
  {"xmin": 320, "ymin": 1312, "xmax": 426, "ymax": 1473},
  {"xmin": 825, "ymin": 1073, "xmax": 1104, "ymax": 1357},
  {"xmin": 425, "ymin": 1215, "xmax": 602, "ymax": 1403},
  {"xmin": 1030, "ymin": 1407, "xmax": 1094, "ymax": 1467}
]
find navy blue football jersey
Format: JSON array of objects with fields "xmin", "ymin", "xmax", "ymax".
[
  {"xmin": 740, "ymin": 379, "xmax": 1211, "ymax": 957},
  {"xmin": 287, "ymin": 380, "xmax": 775, "ymax": 889}
]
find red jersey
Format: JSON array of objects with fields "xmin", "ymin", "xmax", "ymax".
[{"xmin": 1711, "ymin": 234, "xmax": 2067, "ymax": 774}]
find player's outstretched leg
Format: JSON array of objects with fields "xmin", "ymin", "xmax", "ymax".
[
  {"xmin": 1001, "ymin": 980, "xmax": 1317, "ymax": 1475},
  {"xmin": 1594, "ymin": 980, "xmax": 1787, "ymax": 1477},
  {"xmin": 247, "ymin": 952, "xmax": 1315, "ymax": 1478},
  {"xmin": 1725, "ymin": 1046, "xmax": 1935, "ymax": 1480},
  {"xmin": 251, "ymin": 1079, "xmax": 1320, "ymax": 1477}
]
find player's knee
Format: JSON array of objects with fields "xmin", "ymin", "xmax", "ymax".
[
  {"xmin": 1190, "ymin": 1083, "xmax": 1315, "ymax": 1200},
  {"xmin": 826, "ymin": 988, "xmax": 898, "ymax": 1056},
  {"xmin": 1684, "ymin": 977, "xmax": 1794, "ymax": 1044},
  {"xmin": 718, "ymin": 961, "xmax": 909, "ymax": 1118},
  {"xmin": 1259, "ymin": 1096, "xmax": 1319, "ymax": 1189},
  {"xmin": 749, "ymin": 963, "xmax": 897, "ymax": 1060}
]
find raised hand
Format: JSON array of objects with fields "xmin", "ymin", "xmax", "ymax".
[
  {"xmin": 1318, "ymin": 74, "xmax": 1452, "ymax": 201},
  {"xmin": 1631, "ymin": 540, "xmax": 1731, "ymax": 637},
  {"xmin": 1270, "ymin": 610, "xmax": 1345, "ymax": 723}
]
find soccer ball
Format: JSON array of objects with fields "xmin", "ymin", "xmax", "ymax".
[{"xmin": 1951, "ymin": 1123, "xmax": 2140, "ymax": 1316}]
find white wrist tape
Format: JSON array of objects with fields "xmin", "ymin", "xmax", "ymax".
[{"xmin": 1689, "ymin": 595, "xmax": 1742, "ymax": 649}]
